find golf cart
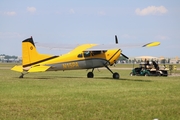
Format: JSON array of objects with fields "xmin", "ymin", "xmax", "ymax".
[{"xmin": 130, "ymin": 60, "xmax": 168, "ymax": 77}]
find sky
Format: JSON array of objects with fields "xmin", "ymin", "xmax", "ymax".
[{"xmin": 0, "ymin": 0, "xmax": 180, "ymax": 58}]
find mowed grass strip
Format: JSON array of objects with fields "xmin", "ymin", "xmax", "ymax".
[{"xmin": 0, "ymin": 65, "xmax": 180, "ymax": 119}]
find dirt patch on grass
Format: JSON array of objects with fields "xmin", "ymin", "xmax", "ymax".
[{"xmin": 169, "ymin": 73, "xmax": 180, "ymax": 77}]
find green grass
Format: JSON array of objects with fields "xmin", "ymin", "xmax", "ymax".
[{"xmin": 0, "ymin": 63, "xmax": 180, "ymax": 120}]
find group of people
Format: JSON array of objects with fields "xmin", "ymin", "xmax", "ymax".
[{"xmin": 144, "ymin": 59, "xmax": 159, "ymax": 70}]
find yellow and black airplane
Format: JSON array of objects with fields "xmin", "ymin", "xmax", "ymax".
[{"xmin": 11, "ymin": 36, "xmax": 160, "ymax": 79}]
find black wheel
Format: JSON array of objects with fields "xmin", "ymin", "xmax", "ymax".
[
  {"xmin": 144, "ymin": 73, "xmax": 149, "ymax": 77},
  {"xmin": 164, "ymin": 74, "xmax": 168, "ymax": 77},
  {"xmin": 157, "ymin": 72, "xmax": 161, "ymax": 76},
  {"xmin": 113, "ymin": 72, "xmax": 120, "ymax": 79},
  {"xmin": 162, "ymin": 71, "xmax": 168, "ymax": 77},
  {"xmin": 130, "ymin": 72, "xmax": 134, "ymax": 76},
  {"xmin": 87, "ymin": 72, "xmax": 94, "ymax": 78}
]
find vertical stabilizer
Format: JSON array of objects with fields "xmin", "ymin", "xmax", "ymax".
[{"xmin": 22, "ymin": 37, "xmax": 52, "ymax": 67}]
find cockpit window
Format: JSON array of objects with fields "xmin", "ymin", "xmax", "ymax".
[
  {"xmin": 92, "ymin": 50, "xmax": 107, "ymax": 56},
  {"xmin": 92, "ymin": 51, "xmax": 101, "ymax": 56},
  {"xmin": 78, "ymin": 50, "xmax": 107, "ymax": 58}
]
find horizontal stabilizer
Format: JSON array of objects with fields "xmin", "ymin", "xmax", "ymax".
[
  {"xmin": 11, "ymin": 65, "xmax": 23, "ymax": 72},
  {"xmin": 28, "ymin": 66, "xmax": 50, "ymax": 72},
  {"xmin": 143, "ymin": 42, "xmax": 160, "ymax": 47}
]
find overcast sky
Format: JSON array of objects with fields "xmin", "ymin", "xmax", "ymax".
[{"xmin": 0, "ymin": 0, "xmax": 180, "ymax": 57}]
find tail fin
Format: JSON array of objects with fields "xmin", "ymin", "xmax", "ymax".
[{"xmin": 22, "ymin": 37, "xmax": 52, "ymax": 67}]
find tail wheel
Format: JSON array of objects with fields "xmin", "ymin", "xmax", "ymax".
[
  {"xmin": 113, "ymin": 72, "xmax": 120, "ymax": 79},
  {"xmin": 19, "ymin": 73, "xmax": 24, "ymax": 78},
  {"xmin": 87, "ymin": 72, "xmax": 94, "ymax": 78}
]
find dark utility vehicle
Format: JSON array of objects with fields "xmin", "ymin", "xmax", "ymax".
[{"xmin": 130, "ymin": 61, "xmax": 168, "ymax": 76}]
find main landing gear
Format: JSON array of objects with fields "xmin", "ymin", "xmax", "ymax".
[
  {"xmin": 87, "ymin": 66, "xmax": 120, "ymax": 79},
  {"xmin": 87, "ymin": 68, "xmax": 94, "ymax": 78},
  {"xmin": 105, "ymin": 66, "xmax": 120, "ymax": 79}
]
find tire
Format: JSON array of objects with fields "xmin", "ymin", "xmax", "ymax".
[
  {"xmin": 163, "ymin": 71, "xmax": 168, "ymax": 77},
  {"xmin": 113, "ymin": 72, "xmax": 120, "ymax": 79},
  {"xmin": 87, "ymin": 72, "xmax": 94, "ymax": 78},
  {"xmin": 144, "ymin": 73, "xmax": 149, "ymax": 77},
  {"xmin": 157, "ymin": 72, "xmax": 161, "ymax": 76},
  {"xmin": 130, "ymin": 72, "xmax": 134, "ymax": 76}
]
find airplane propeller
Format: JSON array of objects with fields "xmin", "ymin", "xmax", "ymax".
[
  {"xmin": 121, "ymin": 53, "xmax": 129, "ymax": 59},
  {"xmin": 115, "ymin": 35, "xmax": 118, "ymax": 44},
  {"xmin": 115, "ymin": 35, "xmax": 129, "ymax": 59}
]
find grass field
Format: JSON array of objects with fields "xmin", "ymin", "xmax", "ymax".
[{"xmin": 0, "ymin": 63, "xmax": 180, "ymax": 120}]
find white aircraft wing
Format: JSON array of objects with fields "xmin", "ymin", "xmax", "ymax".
[
  {"xmin": 36, "ymin": 41, "xmax": 160, "ymax": 51},
  {"xmin": 35, "ymin": 42, "xmax": 80, "ymax": 50},
  {"xmin": 35, "ymin": 34, "xmax": 160, "ymax": 53},
  {"xmin": 35, "ymin": 36, "xmax": 160, "ymax": 60},
  {"xmin": 85, "ymin": 42, "xmax": 160, "ymax": 51}
]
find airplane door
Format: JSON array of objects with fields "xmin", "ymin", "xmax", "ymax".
[{"xmin": 83, "ymin": 51, "xmax": 93, "ymax": 68}]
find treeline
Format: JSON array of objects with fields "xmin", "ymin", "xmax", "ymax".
[{"xmin": 0, "ymin": 54, "xmax": 18, "ymax": 59}]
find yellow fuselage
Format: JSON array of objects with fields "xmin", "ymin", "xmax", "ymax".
[
  {"xmin": 35, "ymin": 44, "xmax": 121, "ymax": 71},
  {"xmin": 11, "ymin": 39, "xmax": 121, "ymax": 73}
]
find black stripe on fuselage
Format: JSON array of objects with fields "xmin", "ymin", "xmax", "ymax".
[{"xmin": 23, "ymin": 56, "xmax": 59, "ymax": 67}]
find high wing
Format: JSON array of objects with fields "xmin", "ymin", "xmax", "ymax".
[
  {"xmin": 35, "ymin": 43, "xmax": 81, "ymax": 50},
  {"xmin": 35, "ymin": 35, "xmax": 160, "ymax": 59},
  {"xmin": 35, "ymin": 40, "xmax": 160, "ymax": 51},
  {"xmin": 85, "ymin": 35, "xmax": 160, "ymax": 51},
  {"xmin": 85, "ymin": 42, "xmax": 160, "ymax": 51}
]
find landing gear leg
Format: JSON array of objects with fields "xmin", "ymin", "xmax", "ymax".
[
  {"xmin": 19, "ymin": 73, "xmax": 24, "ymax": 78},
  {"xmin": 87, "ymin": 68, "xmax": 94, "ymax": 78},
  {"xmin": 19, "ymin": 72, "xmax": 28, "ymax": 78},
  {"xmin": 105, "ymin": 66, "xmax": 120, "ymax": 79}
]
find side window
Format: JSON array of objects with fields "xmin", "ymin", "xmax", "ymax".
[
  {"xmin": 92, "ymin": 51, "xmax": 101, "ymax": 56},
  {"xmin": 77, "ymin": 53, "xmax": 83, "ymax": 58},
  {"xmin": 91, "ymin": 50, "xmax": 107, "ymax": 56},
  {"xmin": 83, "ymin": 51, "xmax": 91, "ymax": 57}
]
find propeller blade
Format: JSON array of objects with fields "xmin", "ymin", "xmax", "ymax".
[
  {"xmin": 142, "ymin": 42, "xmax": 160, "ymax": 47},
  {"xmin": 121, "ymin": 53, "xmax": 129, "ymax": 59},
  {"xmin": 115, "ymin": 35, "xmax": 118, "ymax": 44}
]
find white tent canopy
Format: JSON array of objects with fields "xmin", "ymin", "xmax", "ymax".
[
  {"xmin": 135, "ymin": 56, "xmax": 158, "ymax": 61},
  {"xmin": 135, "ymin": 56, "xmax": 157, "ymax": 59}
]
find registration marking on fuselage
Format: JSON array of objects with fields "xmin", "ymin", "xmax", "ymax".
[{"xmin": 62, "ymin": 62, "xmax": 79, "ymax": 69}]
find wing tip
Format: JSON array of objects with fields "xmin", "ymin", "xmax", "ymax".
[{"xmin": 143, "ymin": 42, "xmax": 160, "ymax": 47}]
